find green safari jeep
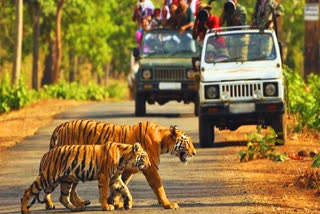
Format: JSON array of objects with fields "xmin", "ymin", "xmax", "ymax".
[{"xmin": 134, "ymin": 29, "xmax": 200, "ymax": 116}]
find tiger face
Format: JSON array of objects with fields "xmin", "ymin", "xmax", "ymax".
[
  {"xmin": 171, "ymin": 126, "xmax": 196, "ymax": 163},
  {"xmin": 132, "ymin": 143, "xmax": 151, "ymax": 170}
]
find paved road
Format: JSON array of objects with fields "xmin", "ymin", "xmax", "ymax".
[{"xmin": 0, "ymin": 101, "xmax": 255, "ymax": 214}]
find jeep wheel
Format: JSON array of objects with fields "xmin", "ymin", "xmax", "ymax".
[
  {"xmin": 135, "ymin": 93, "xmax": 146, "ymax": 116},
  {"xmin": 199, "ymin": 116, "xmax": 215, "ymax": 148},
  {"xmin": 271, "ymin": 114, "xmax": 287, "ymax": 145}
]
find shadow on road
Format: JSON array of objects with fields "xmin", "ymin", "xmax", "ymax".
[
  {"xmin": 56, "ymin": 113, "xmax": 195, "ymax": 120},
  {"xmin": 139, "ymin": 113, "xmax": 194, "ymax": 118},
  {"xmin": 5, "ymin": 202, "xmax": 302, "ymax": 214},
  {"xmin": 56, "ymin": 113, "xmax": 135, "ymax": 120},
  {"xmin": 207, "ymin": 141, "xmax": 248, "ymax": 148}
]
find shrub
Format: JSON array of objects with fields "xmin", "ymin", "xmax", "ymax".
[
  {"xmin": 0, "ymin": 74, "xmax": 35, "ymax": 113},
  {"xmin": 239, "ymin": 126, "xmax": 288, "ymax": 162},
  {"xmin": 284, "ymin": 66, "xmax": 320, "ymax": 131},
  {"xmin": 0, "ymin": 78, "xmax": 127, "ymax": 114}
]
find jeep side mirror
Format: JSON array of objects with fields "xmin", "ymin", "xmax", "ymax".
[{"xmin": 133, "ymin": 48, "xmax": 140, "ymax": 59}]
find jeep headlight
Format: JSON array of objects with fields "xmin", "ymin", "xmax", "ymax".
[
  {"xmin": 187, "ymin": 69, "xmax": 194, "ymax": 79},
  {"xmin": 205, "ymin": 85, "xmax": 219, "ymax": 99},
  {"xmin": 142, "ymin": 69, "xmax": 152, "ymax": 80},
  {"xmin": 263, "ymin": 82, "xmax": 278, "ymax": 97}
]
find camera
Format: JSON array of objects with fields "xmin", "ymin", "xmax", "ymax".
[
  {"xmin": 224, "ymin": 0, "xmax": 235, "ymax": 15},
  {"xmin": 197, "ymin": 9, "xmax": 209, "ymax": 23}
]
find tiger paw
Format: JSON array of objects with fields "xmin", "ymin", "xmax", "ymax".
[
  {"xmin": 115, "ymin": 201, "xmax": 124, "ymax": 210},
  {"xmin": 102, "ymin": 204, "xmax": 114, "ymax": 211},
  {"xmin": 21, "ymin": 208, "xmax": 31, "ymax": 214},
  {"xmin": 163, "ymin": 202, "xmax": 179, "ymax": 209},
  {"xmin": 124, "ymin": 203, "xmax": 132, "ymax": 210},
  {"xmin": 124, "ymin": 197, "xmax": 132, "ymax": 210},
  {"xmin": 70, "ymin": 194, "xmax": 90, "ymax": 207},
  {"xmin": 45, "ymin": 204, "xmax": 55, "ymax": 210},
  {"xmin": 82, "ymin": 199, "xmax": 90, "ymax": 206},
  {"xmin": 71, "ymin": 204, "xmax": 86, "ymax": 212}
]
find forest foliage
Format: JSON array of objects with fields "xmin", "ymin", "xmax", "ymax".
[
  {"xmin": 0, "ymin": 0, "xmax": 315, "ymax": 134},
  {"xmin": 0, "ymin": 0, "xmax": 305, "ymax": 84}
]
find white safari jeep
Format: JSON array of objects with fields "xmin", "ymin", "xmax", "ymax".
[{"xmin": 198, "ymin": 27, "xmax": 286, "ymax": 147}]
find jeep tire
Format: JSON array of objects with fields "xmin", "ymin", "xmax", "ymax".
[
  {"xmin": 271, "ymin": 113, "xmax": 287, "ymax": 145},
  {"xmin": 135, "ymin": 93, "xmax": 146, "ymax": 116},
  {"xmin": 199, "ymin": 115, "xmax": 215, "ymax": 148}
]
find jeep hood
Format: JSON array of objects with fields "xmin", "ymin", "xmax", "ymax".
[
  {"xmin": 140, "ymin": 58, "xmax": 192, "ymax": 67},
  {"xmin": 201, "ymin": 66, "xmax": 283, "ymax": 82}
]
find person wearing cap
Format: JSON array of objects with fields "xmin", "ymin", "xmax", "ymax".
[
  {"xmin": 219, "ymin": 0, "xmax": 247, "ymax": 27},
  {"xmin": 251, "ymin": 0, "xmax": 284, "ymax": 60},
  {"xmin": 192, "ymin": 3, "xmax": 220, "ymax": 44},
  {"xmin": 252, "ymin": 0, "xmax": 284, "ymax": 30},
  {"xmin": 219, "ymin": 0, "xmax": 248, "ymax": 60}
]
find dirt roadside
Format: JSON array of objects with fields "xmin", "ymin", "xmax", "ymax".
[
  {"xmin": 1, "ymin": 100, "xmax": 320, "ymax": 213},
  {"xmin": 217, "ymin": 125, "xmax": 320, "ymax": 213},
  {"xmin": 0, "ymin": 99, "xmax": 88, "ymax": 152}
]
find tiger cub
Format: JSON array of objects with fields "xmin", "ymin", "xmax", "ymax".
[{"xmin": 21, "ymin": 142, "xmax": 150, "ymax": 214}]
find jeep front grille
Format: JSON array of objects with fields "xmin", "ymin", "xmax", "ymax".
[
  {"xmin": 222, "ymin": 83, "xmax": 262, "ymax": 98},
  {"xmin": 153, "ymin": 68, "xmax": 185, "ymax": 81}
]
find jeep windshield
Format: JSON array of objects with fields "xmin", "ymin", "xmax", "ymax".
[
  {"xmin": 141, "ymin": 30, "xmax": 199, "ymax": 58},
  {"xmin": 204, "ymin": 33, "xmax": 276, "ymax": 63}
]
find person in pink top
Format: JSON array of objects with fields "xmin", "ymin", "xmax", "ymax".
[{"xmin": 136, "ymin": 18, "xmax": 150, "ymax": 48}]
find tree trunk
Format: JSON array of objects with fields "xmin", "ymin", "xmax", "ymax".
[
  {"xmin": 104, "ymin": 64, "xmax": 110, "ymax": 86},
  {"xmin": 97, "ymin": 73, "xmax": 102, "ymax": 85},
  {"xmin": 41, "ymin": 39, "xmax": 54, "ymax": 86},
  {"xmin": 12, "ymin": 0, "xmax": 23, "ymax": 86},
  {"xmin": 68, "ymin": 50, "xmax": 77, "ymax": 82},
  {"xmin": 76, "ymin": 57, "xmax": 82, "ymax": 83},
  {"xmin": 52, "ymin": 0, "xmax": 65, "ymax": 83},
  {"xmin": 32, "ymin": 1, "xmax": 40, "ymax": 90}
]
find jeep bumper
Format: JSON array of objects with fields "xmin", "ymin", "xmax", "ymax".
[
  {"xmin": 137, "ymin": 81, "xmax": 198, "ymax": 104},
  {"xmin": 199, "ymin": 100, "xmax": 285, "ymax": 129}
]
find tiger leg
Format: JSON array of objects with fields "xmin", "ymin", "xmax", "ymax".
[
  {"xmin": 21, "ymin": 176, "xmax": 43, "ymax": 214},
  {"xmin": 143, "ymin": 166, "xmax": 179, "ymax": 209},
  {"xmin": 108, "ymin": 169, "xmax": 135, "ymax": 209},
  {"xmin": 43, "ymin": 193, "xmax": 55, "ymax": 210},
  {"xmin": 117, "ymin": 179, "xmax": 133, "ymax": 209},
  {"xmin": 59, "ymin": 178, "xmax": 86, "ymax": 211},
  {"xmin": 108, "ymin": 175, "xmax": 133, "ymax": 210},
  {"xmin": 99, "ymin": 174, "xmax": 114, "ymax": 211},
  {"xmin": 21, "ymin": 175, "xmax": 54, "ymax": 214},
  {"xmin": 69, "ymin": 182, "xmax": 91, "ymax": 207}
]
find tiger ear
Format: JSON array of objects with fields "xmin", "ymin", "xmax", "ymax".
[
  {"xmin": 170, "ymin": 125, "xmax": 178, "ymax": 138},
  {"xmin": 133, "ymin": 142, "xmax": 141, "ymax": 153}
]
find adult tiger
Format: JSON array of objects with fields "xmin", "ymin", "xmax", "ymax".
[
  {"xmin": 21, "ymin": 142, "xmax": 150, "ymax": 214},
  {"xmin": 47, "ymin": 120, "xmax": 196, "ymax": 209}
]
